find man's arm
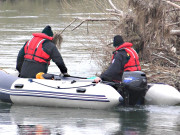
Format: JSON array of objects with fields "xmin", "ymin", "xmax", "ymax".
[
  {"xmin": 43, "ymin": 41, "xmax": 68, "ymax": 74},
  {"xmin": 100, "ymin": 50, "xmax": 129, "ymax": 82},
  {"xmin": 16, "ymin": 43, "xmax": 26, "ymax": 73}
]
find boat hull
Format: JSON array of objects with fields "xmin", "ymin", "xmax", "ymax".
[
  {"xmin": 1, "ymin": 70, "xmax": 180, "ymax": 108},
  {"xmin": 0, "ymin": 70, "xmax": 122, "ymax": 109},
  {"xmin": 145, "ymin": 84, "xmax": 180, "ymax": 106}
]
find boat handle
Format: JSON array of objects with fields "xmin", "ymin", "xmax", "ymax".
[
  {"xmin": 14, "ymin": 84, "xmax": 24, "ymax": 88},
  {"xmin": 76, "ymin": 88, "xmax": 86, "ymax": 93}
]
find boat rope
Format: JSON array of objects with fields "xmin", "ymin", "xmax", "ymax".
[{"xmin": 28, "ymin": 79, "xmax": 96, "ymax": 89}]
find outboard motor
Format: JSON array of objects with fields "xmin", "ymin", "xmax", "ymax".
[{"xmin": 120, "ymin": 71, "xmax": 148, "ymax": 106}]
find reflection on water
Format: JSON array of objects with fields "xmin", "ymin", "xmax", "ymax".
[
  {"xmin": 7, "ymin": 104, "xmax": 121, "ymax": 135},
  {"xmin": 18, "ymin": 125, "xmax": 51, "ymax": 135},
  {"xmin": 116, "ymin": 107, "xmax": 149, "ymax": 134},
  {"xmin": 1, "ymin": 102, "xmax": 180, "ymax": 135}
]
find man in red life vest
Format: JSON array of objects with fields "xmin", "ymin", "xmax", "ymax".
[
  {"xmin": 94, "ymin": 35, "xmax": 141, "ymax": 83},
  {"xmin": 16, "ymin": 25, "xmax": 69, "ymax": 78}
]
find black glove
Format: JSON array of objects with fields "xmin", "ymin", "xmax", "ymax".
[{"xmin": 63, "ymin": 73, "xmax": 70, "ymax": 77}]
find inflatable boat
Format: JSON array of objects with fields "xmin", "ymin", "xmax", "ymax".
[
  {"xmin": 0, "ymin": 70, "xmax": 122, "ymax": 109},
  {"xmin": 0, "ymin": 70, "xmax": 180, "ymax": 109}
]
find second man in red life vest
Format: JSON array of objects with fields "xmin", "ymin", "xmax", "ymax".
[
  {"xmin": 94, "ymin": 35, "xmax": 141, "ymax": 83},
  {"xmin": 16, "ymin": 25, "xmax": 69, "ymax": 78}
]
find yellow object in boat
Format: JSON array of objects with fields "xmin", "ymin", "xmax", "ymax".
[{"xmin": 36, "ymin": 72, "xmax": 45, "ymax": 79}]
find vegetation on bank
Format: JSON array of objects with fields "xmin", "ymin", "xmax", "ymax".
[
  {"xmin": 54, "ymin": 0, "xmax": 180, "ymax": 90},
  {"xmin": 122, "ymin": 0, "xmax": 180, "ymax": 90}
]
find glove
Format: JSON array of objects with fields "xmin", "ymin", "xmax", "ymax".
[{"xmin": 63, "ymin": 73, "xmax": 70, "ymax": 77}]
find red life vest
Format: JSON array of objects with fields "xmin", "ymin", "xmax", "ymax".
[
  {"xmin": 24, "ymin": 33, "xmax": 53, "ymax": 65},
  {"xmin": 112, "ymin": 42, "xmax": 141, "ymax": 71}
]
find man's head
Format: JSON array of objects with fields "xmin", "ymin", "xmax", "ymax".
[
  {"xmin": 42, "ymin": 25, "xmax": 53, "ymax": 37},
  {"xmin": 113, "ymin": 35, "xmax": 124, "ymax": 47}
]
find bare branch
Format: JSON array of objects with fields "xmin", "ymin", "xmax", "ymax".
[
  {"xmin": 71, "ymin": 17, "xmax": 119, "ymax": 31},
  {"xmin": 60, "ymin": 18, "xmax": 78, "ymax": 34},
  {"xmin": 167, "ymin": 21, "xmax": 180, "ymax": 26},
  {"xmin": 106, "ymin": 9, "xmax": 123, "ymax": 17},
  {"xmin": 72, "ymin": 20, "xmax": 86, "ymax": 31},
  {"xmin": 170, "ymin": 30, "xmax": 180, "ymax": 35},
  {"xmin": 163, "ymin": 0, "xmax": 180, "ymax": 9},
  {"xmin": 173, "ymin": 0, "xmax": 180, "ymax": 2},
  {"xmin": 107, "ymin": 0, "xmax": 123, "ymax": 16},
  {"xmin": 74, "ymin": 17, "xmax": 119, "ymax": 22},
  {"xmin": 152, "ymin": 53, "xmax": 180, "ymax": 68}
]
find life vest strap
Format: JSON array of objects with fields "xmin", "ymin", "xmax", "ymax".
[
  {"xmin": 25, "ymin": 53, "xmax": 50, "ymax": 63},
  {"xmin": 32, "ymin": 39, "xmax": 46, "ymax": 61}
]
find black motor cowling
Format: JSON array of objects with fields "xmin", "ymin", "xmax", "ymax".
[
  {"xmin": 120, "ymin": 71, "xmax": 148, "ymax": 106},
  {"xmin": 122, "ymin": 71, "xmax": 147, "ymax": 91}
]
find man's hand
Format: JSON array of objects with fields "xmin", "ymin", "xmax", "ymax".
[
  {"xmin": 94, "ymin": 77, "xmax": 101, "ymax": 83},
  {"xmin": 63, "ymin": 73, "xmax": 70, "ymax": 77}
]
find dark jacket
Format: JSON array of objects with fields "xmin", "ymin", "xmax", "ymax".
[
  {"xmin": 16, "ymin": 40, "xmax": 67, "ymax": 78},
  {"xmin": 100, "ymin": 50, "xmax": 129, "ymax": 82}
]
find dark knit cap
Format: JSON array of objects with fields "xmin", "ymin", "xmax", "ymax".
[
  {"xmin": 113, "ymin": 35, "xmax": 124, "ymax": 47},
  {"xmin": 42, "ymin": 25, "xmax": 53, "ymax": 37}
]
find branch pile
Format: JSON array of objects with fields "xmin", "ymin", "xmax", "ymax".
[
  {"xmin": 125, "ymin": 0, "xmax": 180, "ymax": 89},
  {"xmin": 94, "ymin": 0, "xmax": 180, "ymax": 89},
  {"xmin": 98, "ymin": 0, "xmax": 180, "ymax": 90}
]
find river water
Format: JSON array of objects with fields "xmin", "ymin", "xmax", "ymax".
[{"xmin": 0, "ymin": 0, "xmax": 180, "ymax": 135}]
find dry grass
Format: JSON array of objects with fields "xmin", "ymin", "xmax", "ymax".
[
  {"xmin": 126, "ymin": 0, "xmax": 180, "ymax": 90},
  {"xmin": 141, "ymin": 63, "xmax": 180, "ymax": 89}
]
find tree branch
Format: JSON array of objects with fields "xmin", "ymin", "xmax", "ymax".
[
  {"xmin": 163, "ymin": 0, "xmax": 180, "ymax": 9},
  {"xmin": 60, "ymin": 18, "xmax": 78, "ymax": 34},
  {"xmin": 170, "ymin": 30, "xmax": 180, "ymax": 35},
  {"xmin": 167, "ymin": 21, "xmax": 180, "ymax": 26},
  {"xmin": 71, "ymin": 17, "xmax": 119, "ymax": 31},
  {"xmin": 173, "ymin": 0, "xmax": 180, "ymax": 2},
  {"xmin": 72, "ymin": 20, "xmax": 86, "ymax": 31},
  {"xmin": 152, "ymin": 53, "xmax": 180, "ymax": 67},
  {"xmin": 107, "ymin": 0, "xmax": 123, "ymax": 16}
]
